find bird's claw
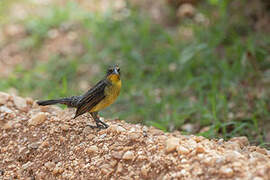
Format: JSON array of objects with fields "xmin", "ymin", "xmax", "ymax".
[{"xmin": 87, "ymin": 123, "xmax": 108, "ymax": 130}]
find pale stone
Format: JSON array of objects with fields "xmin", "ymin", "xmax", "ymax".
[
  {"xmin": 45, "ymin": 162, "xmax": 55, "ymax": 171},
  {"xmin": 22, "ymin": 161, "xmax": 33, "ymax": 170},
  {"xmin": 28, "ymin": 142, "xmax": 39, "ymax": 149},
  {"xmin": 177, "ymin": 145, "xmax": 189, "ymax": 155},
  {"xmin": 180, "ymin": 169, "xmax": 187, "ymax": 175},
  {"xmin": 232, "ymin": 161, "xmax": 242, "ymax": 168},
  {"xmin": 116, "ymin": 125, "xmax": 126, "ymax": 132},
  {"xmin": 13, "ymin": 96, "xmax": 27, "ymax": 111},
  {"xmin": 129, "ymin": 132, "xmax": 141, "ymax": 140},
  {"xmin": 122, "ymin": 151, "xmax": 134, "ymax": 160},
  {"xmin": 108, "ymin": 125, "xmax": 126, "ymax": 133},
  {"xmin": 229, "ymin": 136, "xmax": 249, "ymax": 148},
  {"xmin": 86, "ymin": 145, "xmax": 99, "ymax": 154},
  {"xmin": 225, "ymin": 142, "xmax": 241, "ymax": 151},
  {"xmin": 28, "ymin": 112, "xmax": 47, "ymax": 126},
  {"xmin": 186, "ymin": 139, "xmax": 197, "ymax": 149},
  {"xmin": 0, "ymin": 92, "xmax": 9, "ymax": 104},
  {"xmin": 100, "ymin": 134, "xmax": 106, "ymax": 139},
  {"xmin": 220, "ymin": 167, "xmax": 233, "ymax": 177},
  {"xmin": 166, "ymin": 137, "xmax": 180, "ymax": 153},
  {"xmin": 0, "ymin": 106, "xmax": 13, "ymax": 114}
]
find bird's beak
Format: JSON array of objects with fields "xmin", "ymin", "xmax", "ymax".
[{"xmin": 113, "ymin": 68, "xmax": 119, "ymax": 75}]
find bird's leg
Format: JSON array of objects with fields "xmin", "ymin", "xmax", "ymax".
[{"xmin": 89, "ymin": 112, "xmax": 109, "ymax": 129}]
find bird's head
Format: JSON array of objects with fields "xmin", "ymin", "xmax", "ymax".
[{"xmin": 106, "ymin": 65, "xmax": 121, "ymax": 83}]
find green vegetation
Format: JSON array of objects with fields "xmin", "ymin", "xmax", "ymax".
[{"xmin": 0, "ymin": 1, "xmax": 269, "ymax": 147}]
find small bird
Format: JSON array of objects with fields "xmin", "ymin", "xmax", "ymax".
[{"xmin": 37, "ymin": 65, "xmax": 121, "ymax": 129}]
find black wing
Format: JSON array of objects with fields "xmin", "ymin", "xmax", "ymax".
[{"xmin": 74, "ymin": 79, "xmax": 109, "ymax": 118}]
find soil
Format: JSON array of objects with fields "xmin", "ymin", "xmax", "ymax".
[{"xmin": 0, "ymin": 92, "xmax": 270, "ymax": 180}]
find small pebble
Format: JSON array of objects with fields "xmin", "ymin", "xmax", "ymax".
[
  {"xmin": 108, "ymin": 125, "xmax": 126, "ymax": 133},
  {"xmin": 0, "ymin": 92, "xmax": 9, "ymax": 105},
  {"xmin": 220, "ymin": 167, "xmax": 234, "ymax": 177},
  {"xmin": 13, "ymin": 96, "xmax": 28, "ymax": 111},
  {"xmin": 28, "ymin": 112, "xmax": 47, "ymax": 126},
  {"xmin": 22, "ymin": 162, "xmax": 33, "ymax": 170},
  {"xmin": 177, "ymin": 145, "xmax": 189, "ymax": 155},
  {"xmin": 122, "ymin": 151, "xmax": 134, "ymax": 160},
  {"xmin": 166, "ymin": 137, "xmax": 180, "ymax": 153},
  {"xmin": 44, "ymin": 162, "xmax": 55, "ymax": 171},
  {"xmin": 86, "ymin": 145, "xmax": 99, "ymax": 154}
]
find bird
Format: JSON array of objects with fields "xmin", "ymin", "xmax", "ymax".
[{"xmin": 36, "ymin": 64, "xmax": 121, "ymax": 129}]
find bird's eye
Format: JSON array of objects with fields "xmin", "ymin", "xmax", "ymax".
[
  {"xmin": 116, "ymin": 67, "xmax": 120, "ymax": 75},
  {"xmin": 107, "ymin": 68, "xmax": 113, "ymax": 74}
]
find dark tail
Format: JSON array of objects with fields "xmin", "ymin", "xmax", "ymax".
[
  {"xmin": 37, "ymin": 99, "xmax": 65, "ymax": 106},
  {"xmin": 36, "ymin": 96, "xmax": 80, "ymax": 107}
]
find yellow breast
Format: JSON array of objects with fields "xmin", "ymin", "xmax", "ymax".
[{"xmin": 90, "ymin": 77, "xmax": 121, "ymax": 112}]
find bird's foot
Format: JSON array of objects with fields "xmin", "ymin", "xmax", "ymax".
[
  {"xmin": 87, "ymin": 124, "xmax": 106, "ymax": 130},
  {"xmin": 88, "ymin": 112, "xmax": 109, "ymax": 130},
  {"xmin": 97, "ymin": 120, "xmax": 109, "ymax": 129},
  {"xmin": 87, "ymin": 121, "xmax": 109, "ymax": 130}
]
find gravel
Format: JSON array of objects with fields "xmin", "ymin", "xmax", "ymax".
[{"xmin": 0, "ymin": 92, "xmax": 270, "ymax": 179}]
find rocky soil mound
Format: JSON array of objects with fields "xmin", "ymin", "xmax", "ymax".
[{"xmin": 0, "ymin": 92, "xmax": 270, "ymax": 179}]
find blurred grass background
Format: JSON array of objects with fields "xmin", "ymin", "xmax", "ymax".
[{"xmin": 0, "ymin": 0, "xmax": 270, "ymax": 147}]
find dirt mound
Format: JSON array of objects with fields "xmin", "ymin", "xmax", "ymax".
[{"xmin": 0, "ymin": 92, "xmax": 270, "ymax": 179}]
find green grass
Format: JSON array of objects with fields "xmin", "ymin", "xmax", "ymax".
[{"xmin": 0, "ymin": 1, "xmax": 269, "ymax": 147}]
